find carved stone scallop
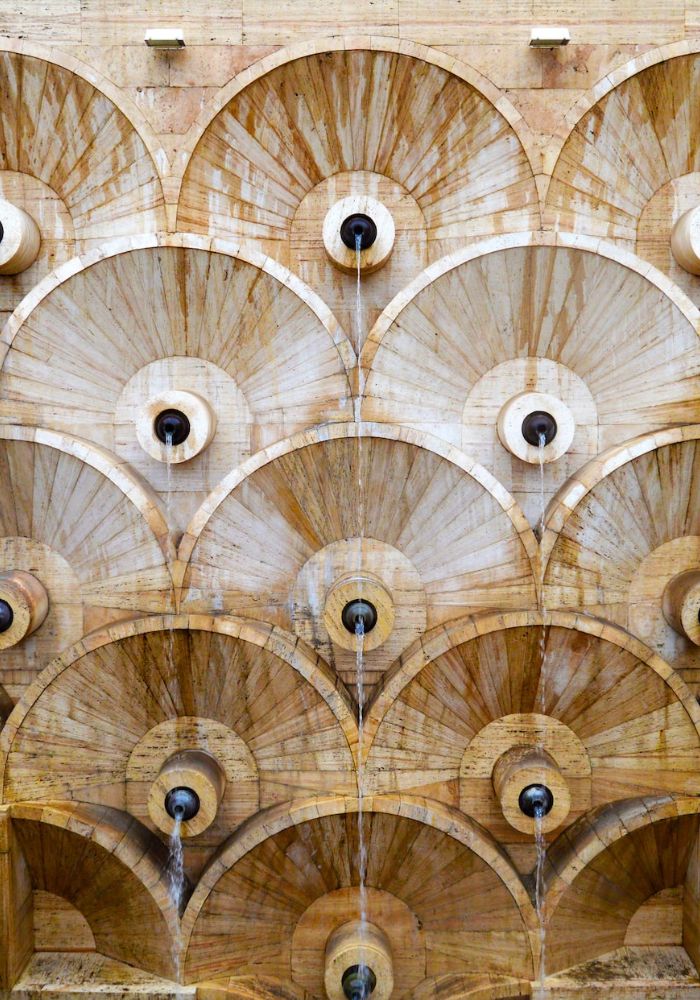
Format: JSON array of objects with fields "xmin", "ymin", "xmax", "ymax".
[
  {"xmin": 362, "ymin": 237, "xmax": 700, "ymax": 527},
  {"xmin": 179, "ymin": 424, "xmax": 537, "ymax": 700}
]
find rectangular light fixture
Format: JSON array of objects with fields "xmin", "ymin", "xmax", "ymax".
[
  {"xmin": 529, "ymin": 26, "xmax": 570, "ymax": 47},
  {"xmin": 144, "ymin": 28, "xmax": 185, "ymax": 49}
]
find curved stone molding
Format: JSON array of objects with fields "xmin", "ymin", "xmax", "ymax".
[
  {"xmin": 363, "ymin": 610, "xmax": 700, "ymax": 846},
  {"xmin": 0, "ymin": 236, "xmax": 353, "ymax": 532},
  {"xmin": 544, "ymin": 425, "xmax": 700, "ymax": 685},
  {"xmin": 178, "ymin": 423, "xmax": 538, "ymax": 698},
  {"xmin": 543, "ymin": 795, "xmax": 700, "ymax": 976},
  {"xmin": 361, "ymin": 234, "xmax": 700, "ymax": 527},
  {"xmin": 0, "ymin": 616, "xmax": 356, "ymax": 876},
  {"xmin": 6, "ymin": 800, "xmax": 180, "ymax": 980},
  {"xmin": 0, "ymin": 570, "xmax": 48, "ymax": 649},
  {"xmin": 182, "ymin": 794, "xmax": 537, "ymax": 985},
  {"xmin": 0, "ymin": 426, "xmax": 174, "ymax": 697}
]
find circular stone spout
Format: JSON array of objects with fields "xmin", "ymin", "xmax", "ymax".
[
  {"xmin": 498, "ymin": 390, "xmax": 575, "ymax": 464},
  {"xmin": 340, "ymin": 213, "xmax": 377, "ymax": 251},
  {"xmin": 323, "ymin": 195, "xmax": 395, "ymax": 274},
  {"xmin": 662, "ymin": 569, "xmax": 700, "ymax": 644},
  {"xmin": 671, "ymin": 206, "xmax": 700, "ymax": 274},
  {"xmin": 154, "ymin": 408, "xmax": 191, "ymax": 446},
  {"xmin": 137, "ymin": 389, "xmax": 216, "ymax": 465},
  {"xmin": 164, "ymin": 785, "xmax": 200, "ymax": 822},
  {"xmin": 323, "ymin": 573, "xmax": 395, "ymax": 652},
  {"xmin": 0, "ymin": 199, "xmax": 40, "ymax": 274},
  {"xmin": 148, "ymin": 749, "xmax": 225, "ymax": 837},
  {"xmin": 342, "ymin": 964, "xmax": 377, "ymax": 1000},
  {"xmin": 325, "ymin": 920, "xmax": 393, "ymax": 1000},
  {"xmin": 0, "ymin": 571, "xmax": 49, "ymax": 650},
  {"xmin": 341, "ymin": 598, "xmax": 378, "ymax": 635},
  {"xmin": 493, "ymin": 745, "xmax": 570, "ymax": 834},
  {"xmin": 521, "ymin": 410, "xmax": 557, "ymax": 447}
]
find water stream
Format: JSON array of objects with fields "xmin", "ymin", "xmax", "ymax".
[
  {"xmin": 534, "ymin": 432, "xmax": 548, "ymax": 996},
  {"xmin": 355, "ymin": 617, "xmax": 368, "ymax": 929},
  {"xmin": 164, "ymin": 428, "xmax": 185, "ymax": 988},
  {"xmin": 353, "ymin": 233, "xmax": 371, "ymax": 992},
  {"xmin": 166, "ymin": 815, "xmax": 186, "ymax": 984}
]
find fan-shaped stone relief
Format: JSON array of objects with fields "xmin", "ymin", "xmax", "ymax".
[
  {"xmin": 0, "ymin": 800, "xmax": 180, "ymax": 982},
  {"xmin": 2, "ymin": 8, "xmax": 700, "ymax": 999},
  {"xmin": 177, "ymin": 42, "xmax": 539, "ymax": 347},
  {"xmin": 545, "ymin": 50, "xmax": 700, "ymax": 309},
  {"xmin": 542, "ymin": 796, "xmax": 700, "ymax": 982},
  {"xmin": 365, "ymin": 610, "xmax": 700, "ymax": 863},
  {"xmin": 179, "ymin": 424, "xmax": 537, "ymax": 698},
  {"xmin": 0, "ymin": 47, "xmax": 165, "ymax": 323},
  {"xmin": 544, "ymin": 426, "xmax": 700, "ymax": 692},
  {"xmin": 0, "ymin": 616, "xmax": 356, "ymax": 879},
  {"xmin": 0, "ymin": 238, "xmax": 353, "ymax": 533},
  {"xmin": 0, "ymin": 427, "xmax": 173, "ymax": 701},
  {"xmin": 362, "ymin": 235, "xmax": 700, "ymax": 528},
  {"xmin": 182, "ymin": 797, "xmax": 537, "ymax": 988}
]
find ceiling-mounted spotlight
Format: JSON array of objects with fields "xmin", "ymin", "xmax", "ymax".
[
  {"xmin": 529, "ymin": 26, "xmax": 570, "ymax": 47},
  {"xmin": 144, "ymin": 28, "xmax": 185, "ymax": 49}
]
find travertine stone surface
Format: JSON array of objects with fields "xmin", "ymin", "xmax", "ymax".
[{"xmin": 2, "ymin": 4, "xmax": 700, "ymax": 998}]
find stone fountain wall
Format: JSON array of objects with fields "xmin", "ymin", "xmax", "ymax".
[{"xmin": 2, "ymin": 2, "xmax": 700, "ymax": 998}]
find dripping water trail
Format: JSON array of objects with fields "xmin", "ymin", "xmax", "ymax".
[{"xmin": 535, "ymin": 430, "xmax": 547, "ymax": 994}]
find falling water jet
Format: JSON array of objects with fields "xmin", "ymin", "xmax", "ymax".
[
  {"xmin": 534, "ymin": 429, "xmax": 549, "ymax": 996},
  {"xmin": 355, "ymin": 615, "xmax": 368, "ymax": 928}
]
